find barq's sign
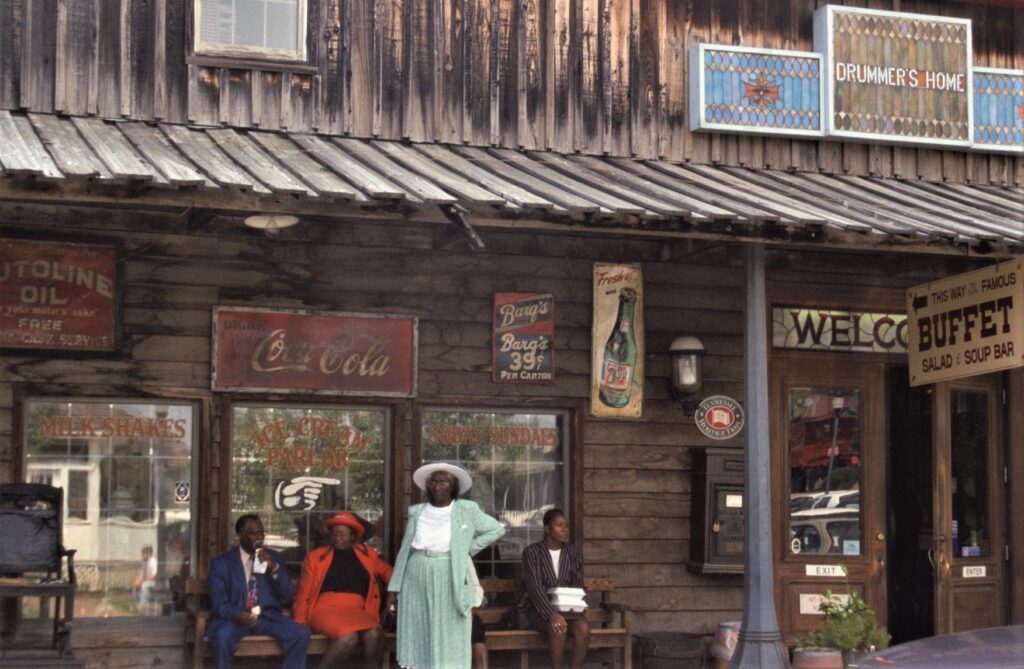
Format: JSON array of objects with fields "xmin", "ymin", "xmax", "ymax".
[
  {"xmin": 212, "ymin": 307, "xmax": 417, "ymax": 396},
  {"xmin": 773, "ymin": 307, "xmax": 908, "ymax": 353},
  {"xmin": 907, "ymin": 259, "xmax": 1024, "ymax": 386}
]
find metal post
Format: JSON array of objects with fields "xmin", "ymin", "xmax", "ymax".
[{"xmin": 730, "ymin": 244, "xmax": 791, "ymax": 669}]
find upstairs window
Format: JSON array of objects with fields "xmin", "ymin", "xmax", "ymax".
[{"xmin": 195, "ymin": 0, "xmax": 307, "ymax": 61}]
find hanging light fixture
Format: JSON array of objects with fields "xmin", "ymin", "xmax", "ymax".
[{"xmin": 243, "ymin": 214, "xmax": 300, "ymax": 235}]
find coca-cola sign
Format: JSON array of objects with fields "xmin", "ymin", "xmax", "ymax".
[{"xmin": 212, "ymin": 307, "xmax": 417, "ymax": 396}]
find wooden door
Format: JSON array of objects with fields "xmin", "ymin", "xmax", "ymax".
[
  {"xmin": 932, "ymin": 375, "xmax": 1007, "ymax": 633},
  {"xmin": 772, "ymin": 355, "xmax": 888, "ymax": 643}
]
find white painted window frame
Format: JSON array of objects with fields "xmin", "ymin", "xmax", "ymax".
[{"xmin": 194, "ymin": 0, "xmax": 308, "ymax": 62}]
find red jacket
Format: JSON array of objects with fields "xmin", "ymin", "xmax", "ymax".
[{"xmin": 293, "ymin": 544, "xmax": 393, "ymax": 625}]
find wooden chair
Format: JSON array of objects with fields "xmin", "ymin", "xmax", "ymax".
[{"xmin": 0, "ymin": 483, "xmax": 78, "ymax": 658}]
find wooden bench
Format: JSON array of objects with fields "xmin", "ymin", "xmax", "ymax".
[{"xmin": 185, "ymin": 576, "xmax": 632, "ymax": 669}]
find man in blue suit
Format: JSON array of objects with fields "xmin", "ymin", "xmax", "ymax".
[{"xmin": 207, "ymin": 514, "xmax": 310, "ymax": 669}]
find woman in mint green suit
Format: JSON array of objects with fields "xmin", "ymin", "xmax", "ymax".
[{"xmin": 387, "ymin": 462, "xmax": 505, "ymax": 669}]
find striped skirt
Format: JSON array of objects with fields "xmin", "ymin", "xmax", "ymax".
[{"xmin": 396, "ymin": 551, "xmax": 471, "ymax": 669}]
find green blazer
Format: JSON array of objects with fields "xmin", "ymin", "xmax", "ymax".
[{"xmin": 388, "ymin": 498, "xmax": 505, "ymax": 616}]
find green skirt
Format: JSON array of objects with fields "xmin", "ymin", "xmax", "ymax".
[{"xmin": 396, "ymin": 551, "xmax": 471, "ymax": 669}]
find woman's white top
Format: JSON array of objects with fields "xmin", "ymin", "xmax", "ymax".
[
  {"xmin": 411, "ymin": 502, "xmax": 453, "ymax": 552},
  {"xmin": 548, "ymin": 548, "xmax": 562, "ymax": 578}
]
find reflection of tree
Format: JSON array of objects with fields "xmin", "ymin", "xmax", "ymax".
[{"xmin": 789, "ymin": 388, "xmax": 861, "ymax": 494}]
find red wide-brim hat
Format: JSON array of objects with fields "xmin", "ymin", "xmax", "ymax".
[{"xmin": 324, "ymin": 511, "xmax": 365, "ymax": 538}]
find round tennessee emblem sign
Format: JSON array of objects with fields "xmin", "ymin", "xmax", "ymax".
[{"xmin": 695, "ymin": 395, "xmax": 745, "ymax": 440}]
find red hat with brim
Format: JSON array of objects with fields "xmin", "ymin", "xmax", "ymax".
[{"xmin": 324, "ymin": 511, "xmax": 365, "ymax": 538}]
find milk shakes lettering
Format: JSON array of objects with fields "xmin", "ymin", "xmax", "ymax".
[{"xmin": 599, "ymin": 288, "xmax": 637, "ymax": 408}]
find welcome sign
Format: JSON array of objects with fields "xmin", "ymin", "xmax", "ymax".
[{"xmin": 814, "ymin": 6, "xmax": 972, "ymax": 148}]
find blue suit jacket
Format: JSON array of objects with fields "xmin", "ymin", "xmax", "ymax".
[{"xmin": 207, "ymin": 546, "xmax": 295, "ymax": 637}]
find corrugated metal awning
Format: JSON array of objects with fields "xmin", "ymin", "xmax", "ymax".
[{"xmin": 0, "ymin": 111, "xmax": 1021, "ymax": 252}]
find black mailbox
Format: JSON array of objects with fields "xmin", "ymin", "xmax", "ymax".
[{"xmin": 689, "ymin": 447, "xmax": 745, "ymax": 574}]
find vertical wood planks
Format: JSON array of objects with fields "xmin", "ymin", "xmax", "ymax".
[
  {"xmin": 0, "ymin": 1, "xmax": 20, "ymax": 110},
  {"xmin": 631, "ymin": 0, "xmax": 660, "ymax": 159},
  {"xmin": 225, "ymin": 70, "xmax": 253, "ymax": 128},
  {"xmin": 314, "ymin": 0, "xmax": 343, "ymax": 133},
  {"xmin": 605, "ymin": 0, "xmax": 631, "ymax": 156},
  {"xmin": 376, "ymin": 0, "xmax": 404, "ymax": 138},
  {"xmin": 659, "ymin": 0, "xmax": 688, "ymax": 161},
  {"xmin": 547, "ymin": 0, "xmax": 572, "ymax": 152},
  {"xmin": 710, "ymin": 0, "xmax": 739, "ymax": 165},
  {"xmin": 188, "ymin": 65, "xmax": 219, "ymax": 125},
  {"xmin": 402, "ymin": 0, "xmax": 434, "ymax": 140},
  {"xmin": 156, "ymin": 0, "xmax": 187, "ymax": 122},
  {"xmin": 439, "ymin": 0, "xmax": 463, "ymax": 143},
  {"xmin": 685, "ymin": 0, "xmax": 711, "ymax": 163},
  {"xmin": 55, "ymin": 0, "xmax": 96, "ymax": 115},
  {"xmin": 348, "ymin": 0, "xmax": 374, "ymax": 136},
  {"xmin": 575, "ymin": 0, "xmax": 602, "ymax": 154},
  {"xmin": 127, "ymin": 0, "xmax": 155, "ymax": 120},
  {"xmin": 519, "ymin": 0, "xmax": 544, "ymax": 150},
  {"xmin": 21, "ymin": 0, "xmax": 57, "ymax": 112},
  {"xmin": 464, "ymin": 0, "xmax": 492, "ymax": 145},
  {"xmin": 496, "ymin": 0, "xmax": 519, "ymax": 147},
  {"xmin": 285, "ymin": 73, "xmax": 315, "ymax": 131}
]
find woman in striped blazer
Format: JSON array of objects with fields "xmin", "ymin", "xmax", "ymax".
[{"xmin": 521, "ymin": 508, "xmax": 591, "ymax": 669}]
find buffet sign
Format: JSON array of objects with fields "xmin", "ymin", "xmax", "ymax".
[
  {"xmin": 492, "ymin": 292, "xmax": 555, "ymax": 384},
  {"xmin": 0, "ymin": 237, "xmax": 121, "ymax": 354},
  {"xmin": 907, "ymin": 259, "xmax": 1024, "ymax": 386},
  {"xmin": 212, "ymin": 307, "xmax": 417, "ymax": 396}
]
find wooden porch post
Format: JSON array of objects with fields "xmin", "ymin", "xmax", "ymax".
[{"xmin": 730, "ymin": 244, "xmax": 791, "ymax": 669}]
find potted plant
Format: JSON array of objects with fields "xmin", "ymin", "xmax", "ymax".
[{"xmin": 795, "ymin": 588, "xmax": 891, "ymax": 668}]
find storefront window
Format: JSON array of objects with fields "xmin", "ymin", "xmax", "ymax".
[
  {"xmin": 788, "ymin": 388, "xmax": 862, "ymax": 556},
  {"xmin": 23, "ymin": 399, "xmax": 195, "ymax": 618},
  {"xmin": 229, "ymin": 404, "xmax": 389, "ymax": 573},
  {"xmin": 951, "ymin": 391, "xmax": 989, "ymax": 558},
  {"xmin": 420, "ymin": 408, "xmax": 568, "ymax": 578}
]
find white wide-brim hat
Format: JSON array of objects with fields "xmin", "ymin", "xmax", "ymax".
[{"xmin": 413, "ymin": 461, "xmax": 473, "ymax": 493}]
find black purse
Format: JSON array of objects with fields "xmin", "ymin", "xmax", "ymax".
[
  {"xmin": 380, "ymin": 606, "xmax": 396, "ymax": 633},
  {"xmin": 499, "ymin": 592, "xmax": 531, "ymax": 630},
  {"xmin": 355, "ymin": 544, "xmax": 395, "ymax": 632}
]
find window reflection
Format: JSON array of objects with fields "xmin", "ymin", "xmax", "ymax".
[
  {"xmin": 421, "ymin": 409, "xmax": 567, "ymax": 579},
  {"xmin": 788, "ymin": 387, "xmax": 862, "ymax": 556},
  {"xmin": 24, "ymin": 400, "xmax": 194, "ymax": 619},
  {"xmin": 230, "ymin": 405, "xmax": 389, "ymax": 575},
  {"xmin": 951, "ymin": 391, "xmax": 989, "ymax": 559}
]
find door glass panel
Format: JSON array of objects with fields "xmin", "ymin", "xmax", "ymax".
[
  {"xmin": 788, "ymin": 387, "xmax": 862, "ymax": 556},
  {"xmin": 950, "ymin": 391, "xmax": 989, "ymax": 559}
]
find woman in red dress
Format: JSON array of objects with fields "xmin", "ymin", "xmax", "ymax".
[{"xmin": 294, "ymin": 512, "xmax": 393, "ymax": 669}]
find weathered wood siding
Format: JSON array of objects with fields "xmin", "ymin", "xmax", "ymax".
[
  {"xmin": 0, "ymin": 203, "xmax": 746, "ymax": 634},
  {"xmin": 0, "ymin": 0, "xmax": 1019, "ymax": 184}
]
